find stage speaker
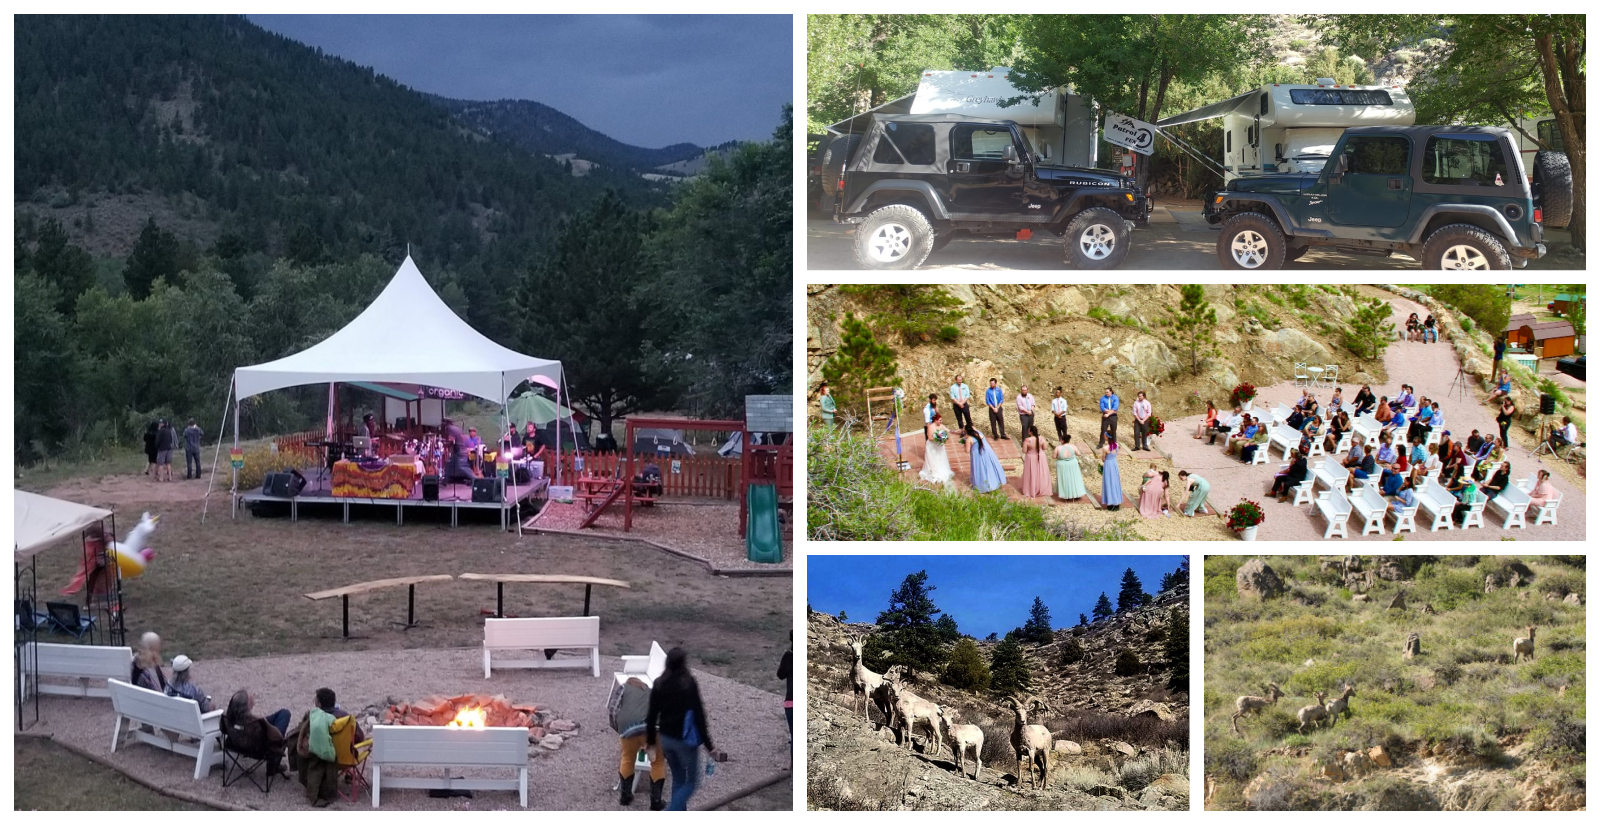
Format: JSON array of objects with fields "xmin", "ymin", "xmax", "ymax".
[
  {"xmin": 422, "ymin": 475, "xmax": 441, "ymax": 502},
  {"xmin": 1539, "ymin": 393, "xmax": 1557, "ymax": 415},
  {"xmin": 472, "ymin": 477, "xmax": 504, "ymax": 503},
  {"xmin": 265, "ymin": 472, "xmax": 301, "ymax": 498}
]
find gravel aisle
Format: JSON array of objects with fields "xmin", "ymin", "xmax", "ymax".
[
  {"xmin": 1161, "ymin": 294, "xmax": 1586, "ymax": 542},
  {"xmin": 29, "ymin": 646, "xmax": 787, "ymax": 810}
]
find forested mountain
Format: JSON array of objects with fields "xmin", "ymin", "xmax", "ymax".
[
  {"xmin": 13, "ymin": 14, "xmax": 791, "ymax": 464},
  {"xmin": 429, "ymin": 96, "xmax": 706, "ymax": 173}
]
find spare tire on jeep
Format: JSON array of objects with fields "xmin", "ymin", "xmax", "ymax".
[
  {"xmin": 818, "ymin": 134, "xmax": 863, "ymax": 215},
  {"xmin": 1533, "ymin": 151, "xmax": 1572, "ymax": 229}
]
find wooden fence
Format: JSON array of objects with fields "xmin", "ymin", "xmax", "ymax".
[{"xmin": 555, "ymin": 451, "xmax": 741, "ymax": 500}]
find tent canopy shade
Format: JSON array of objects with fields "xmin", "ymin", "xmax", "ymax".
[
  {"xmin": 14, "ymin": 491, "xmax": 112, "ymax": 560},
  {"xmin": 233, "ymin": 257, "xmax": 561, "ymax": 404}
]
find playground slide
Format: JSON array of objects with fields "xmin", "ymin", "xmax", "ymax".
[{"xmin": 745, "ymin": 483, "xmax": 783, "ymax": 563}]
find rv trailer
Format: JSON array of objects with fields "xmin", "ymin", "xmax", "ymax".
[
  {"xmin": 827, "ymin": 68, "xmax": 1099, "ymax": 168},
  {"xmin": 1159, "ymin": 80, "xmax": 1415, "ymax": 181}
]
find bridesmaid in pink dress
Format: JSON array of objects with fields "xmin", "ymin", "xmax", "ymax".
[
  {"xmin": 1138, "ymin": 464, "xmax": 1170, "ymax": 518},
  {"xmin": 1020, "ymin": 426, "xmax": 1052, "ymax": 498}
]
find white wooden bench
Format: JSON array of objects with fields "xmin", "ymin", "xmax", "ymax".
[
  {"xmin": 617, "ymin": 641, "xmax": 668, "ymax": 687},
  {"xmin": 369, "ymin": 724, "xmax": 528, "ymax": 808},
  {"xmin": 1514, "ymin": 473, "xmax": 1563, "ymax": 526},
  {"xmin": 1416, "ymin": 478, "xmax": 1457, "ymax": 532},
  {"xmin": 22, "ymin": 642, "xmax": 130, "ymax": 699},
  {"xmin": 1457, "ymin": 494, "xmax": 1488, "ymax": 530},
  {"xmin": 1352, "ymin": 415, "xmax": 1382, "ymax": 447},
  {"xmin": 1315, "ymin": 488, "xmax": 1353, "ymax": 539},
  {"xmin": 1350, "ymin": 484, "xmax": 1388, "ymax": 536},
  {"xmin": 1269, "ymin": 403, "xmax": 1296, "ymax": 427},
  {"xmin": 483, "ymin": 616, "xmax": 600, "ymax": 678},
  {"xmin": 1277, "ymin": 463, "xmax": 1315, "ymax": 507},
  {"xmin": 1268, "ymin": 423, "xmax": 1301, "ymax": 461},
  {"xmin": 107, "ymin": 678, "xmax": 223, "ymax": 779},
  {"xmin": 1388, "ymin": 497, "xmax": 1419, "ymax": 534},
  {"xmin": 1311, "ymin": 457, "xmax": 1349, "ymax": 494}
]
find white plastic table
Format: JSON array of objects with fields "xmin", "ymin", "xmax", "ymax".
[{"xmin": 1306, "ymin": 366, "xmax": 1325, "ymax": 387}]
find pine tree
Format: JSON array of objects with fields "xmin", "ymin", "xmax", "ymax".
[
  {"xmin": 875, "ymin": 570, "xmax": 949, "ymax": 678},
  {"xmin": 989, "ymin": 636, "xmax": 1033, "ymax": 694},
  {"xmin": 1092, "ymin": 592, "xmax": 1114, "ymax": 621},
  {"xmin": 935, "ymin": 613, "xmax": 961, "ymax": 643},
  {"xmin": 1117, "ymin": 568, "xmax": 1148, "ymax": 613},
  {"xmin": 837, "ymin": 610, "xmax": 848, "ymax": 622},
  {"xmin": 984, "ymin": 632, "xmax": 999, "ymax": 642},
  {"xmin": 1164, "ymin": 607, "xmax": 1189, "ymax": 692},
  {"xmin": 838, "ymin": 284, "xmax": 966, "ymax": 345},
  {"xmin": 1174, "ymin": 284, "xmax": 1218, "ymax": 376},
  {"xmin": 1078, "ymin": 613, "xmax": 1089, "ymax": 628},
  {"xmin": 1342, "ymin": 296, "xmax": 1397, "ymax": 366},
  {"xmin": 1021, "ymin": 596, "xmax": 1054, "ymax": 645},
  {"xmin": 942, "ymin": 637, "xmax": 992, "ymax": 691},
  {"xmin": 1159, "ymin": 557, "xmax": 1190, "ymax": 593},
  {"xmin": 123, "ymin": 217, "xmax": 181, "ymax": 299},
  {"xmin": 820, "ymin": 312, "xmax": 900, "ymax": 419}
]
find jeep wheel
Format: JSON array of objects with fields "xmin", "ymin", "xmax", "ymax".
[
  {"xmin": 1533, "ymin": 151, "xmax": 1572, "ymax": 228},
  {"xmin": 853, "ymin": 204, "xmax": 934, "ymax": 270},
  {"xmin": 1422, "ymin": 224, "xmax": 1511, "ymax": 270},
  {"xmin": 1217, "ymin": 212, "xmax": 1286, "ymax": 269},
  {"xmin": 1063, "ymin": 207, "xmax": 1130, "ymax": 270}
]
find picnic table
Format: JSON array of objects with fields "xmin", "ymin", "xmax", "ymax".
[
  {"xmin": 574, "ymin": 474, "xmax": 660, "ymax": 513},
  {"xmin": 304, "ymin": 575, "xmax": 454, "ymax": 639}
]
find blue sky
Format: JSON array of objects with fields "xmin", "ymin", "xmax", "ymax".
[
  {"xmin": 249, "ymin": 15, "xmax": 792, "ymax": 147},
  {"xmin": 808, "ymin": 555, "xmax": 1186, "ymax": 639}
]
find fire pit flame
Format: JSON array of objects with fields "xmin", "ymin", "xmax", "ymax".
[{"xmin": 448, "ymin": 706, "xmax": 487, "ymax": 728}]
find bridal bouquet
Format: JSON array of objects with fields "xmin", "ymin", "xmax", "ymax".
[{"xmin": 931, "ymin": 427, "xmax": 950, "ymax": 444}]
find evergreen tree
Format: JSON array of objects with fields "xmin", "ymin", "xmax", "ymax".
[
  {"xmin": 935, "ymin": 613, "xmax": 961, "ymax": 643},
  {"xmin": 1020, "ymin": 596, "xmax": 1054, "ymax": 645},
  {"xmin": 984, "ymin": 632, "xmax": 999, "ymax": 642},
  {"xmin": 942, "ymin": 637, "xmax": 992, "ymax": 691},
  {"xmin": 1078, "ymin": 613, "xmax": 1089, "ymax": 628},
  {"xmin": 1092, "ymin": 592, "xmax": 1114, "ymax": 621},
  {"xmin": 1174, "ymin": 284, "xmax": 1218, "ymax": 376},
  {"xmin": 1164, "ymin": 607, "xmax": 1189, "ymax": 693},
  {"xmin": 1114, "ymin": 649, "xmax": 1142, "ymax": 676},
  {"xmin": 875, "ymin": 570, "xmax": 949, "ymax": 678},
  {"xmin": 1159, "ymin": 556, "xmax": 1190, "ymax": 593},
  {"xmin": 820, "ymin": 312, "xmax": 900, "ymax": 418},
  {"xmin": 28, "ymin": 218, "xmax": 95, "ymax": 313},
  {"xmin": 123, "ymin": 217, "xmax": 181, "ymax": 299},
  {"xmin": 988, "ymin": 636, "xmax": 1033, "ymax": 694},
  {"xmin": 1342, "ymin": 296, "xmax": 1398, "ymax": 366},
  {"xmin": 837, "ymin": 610, "xmax": 848, "ymax": 622},
  {"xmin": 838, "ymin": 284, "xmax": 966, "ymax": 345},
  {"xmin": 1117, "ymin": 568, "xmax": 1148, "ymax": 613}
]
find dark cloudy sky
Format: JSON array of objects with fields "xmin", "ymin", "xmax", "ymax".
[{"xmin": 249, "ymin": 14, "xmax": 791, "ymax": 149}]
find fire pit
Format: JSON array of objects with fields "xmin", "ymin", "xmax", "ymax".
[{"xmin": 379, "ymin": 694, "xmax": 546, "ymax": 732}]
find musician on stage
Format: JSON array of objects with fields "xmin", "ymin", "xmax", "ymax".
[{"xmin": 522, "ymin": 421, "xmax": 547, "ymax": 463}]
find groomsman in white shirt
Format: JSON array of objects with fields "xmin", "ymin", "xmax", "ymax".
[
  {"xmin": 948, "ymin": 374, "xmax": 973, "ymax": 431},
  {"xmin": 1016, "ymin": 385, "xmax": 1037, "ymax": 441},
  {"xmin": 1050, "ymin": 387, "xmax": 1069, "ymax": 443}
]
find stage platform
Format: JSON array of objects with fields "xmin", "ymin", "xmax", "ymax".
[{"xmin": 238, "ymin": 471, "xmax": 548, "ymax": 530}]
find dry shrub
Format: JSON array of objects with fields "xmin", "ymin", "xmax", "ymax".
[{"xmin": 1050, "ymin": 710, "xmax": 1186, "ymax": 748}]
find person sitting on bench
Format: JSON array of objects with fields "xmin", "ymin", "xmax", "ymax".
[
  {"xmin": 164, "ymin": 655, "xmax": 212, "ymax": 712},
  {"xmin": 1547, "ymin": 416, "xmax": 1580, "ymax": 453},
  {"xmin": 633, "ymin": 461, "xmax": 664, "ymax": 498}
]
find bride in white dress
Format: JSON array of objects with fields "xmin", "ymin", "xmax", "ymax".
[{"xmin": 919, "ymin": 412, "xmax": 955, "ymax": 486}]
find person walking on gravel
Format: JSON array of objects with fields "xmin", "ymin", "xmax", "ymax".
[{"xmin": 647, "ymin": 648, "xmax": 726, "ymax": 811}]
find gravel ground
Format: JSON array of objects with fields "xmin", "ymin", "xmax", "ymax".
[
  {"xmin": 532, "ymin": 500, "xmax": 792, "ymax": 572},
  {"xmin": 886, "ymin": 291, "xmax": 1585, "ymax": 542},
  {"xmin": 1161, "ymin": 293, "xmax": 1587, "ymax": 542},
  {"xmin": 27, "ymin": 646, "xmax": 787, "ymax": 811}
]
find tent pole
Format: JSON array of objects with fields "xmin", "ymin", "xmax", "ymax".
[
  {"xmin": 327, "ymin": 382, "xmax": 336, "ymax": 441},
  {"xmin": 231, "ymin": 389, "xmax": 241, "ymax": 519},
  {"xmin": 200, "ymin": 379, "xmax": 234, "ymax": 524}
]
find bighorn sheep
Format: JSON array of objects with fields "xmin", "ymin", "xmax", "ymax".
[
  {"xmin": 1231, "ymin": 683, "xmax": 1284, "ymax": 735},
  {"xmin": 937, "ymin": 705, "xmax": 985, "ymax": 781},
  {"xmin": 1007, "ymin": 696, "xmax": 1054, "ymax": 791},
  {"xmin": 1325, "ymin": 683, "xmax": 1356, "ymax": 725},
  {"xmin": 1297, "ymin": 691, "xmax": 1329, "ymax": 734},
  {"xmin": 847, "ymin": 638, "xmax": 885, "ymax": 720},
  {"xmin": 887, "ymin": 672, "xmax": 945, "ymax": 755},
  {"xmin": 1513, "ymin": 625, "xmax": 1537, "ymax": 662}
]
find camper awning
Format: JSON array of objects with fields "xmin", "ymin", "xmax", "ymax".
[
  {"xmin": 1157, "ymin": 89, "xmax": 1257, "ymax": 127},
  {"xmin": 14, "ymin": 491, "xmax": 111, "ymax": 561},
  {"xmin": 234, "ymin": 257, "xmax": 561, "ymax": 404}
]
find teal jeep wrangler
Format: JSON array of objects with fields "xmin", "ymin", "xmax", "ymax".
[{"xmin": 1204, "ymin": 125, "xmax": 1568, "ymax": 269}]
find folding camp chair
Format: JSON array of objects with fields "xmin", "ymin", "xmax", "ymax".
[
  {"xmin": 220, "ymin": 714, "xmax": 280, "ymax": 793},
  {"xmin": 44, "ymin": 602, "xmax": 94, "ymax": 639},
  {"xmin": 16, "ymin": 599, "xmax": 48, "ymax": 632},
  {"xmin": 339, "ymin": 739, "xmax": 374, "ymax": 803}
]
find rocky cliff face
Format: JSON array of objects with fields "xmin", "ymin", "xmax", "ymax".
[{"xmin": 808, "ymin": 284, "xmax": 1381, "ymax": 427}]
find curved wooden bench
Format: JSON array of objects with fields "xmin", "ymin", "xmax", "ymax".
[
  {"xmin": 457, "ymin": 573, "xmax": 630, "ymax": 619},
  {"xmin": 304, "ymin": 575, "xmax": 455, "ymax": 639}
]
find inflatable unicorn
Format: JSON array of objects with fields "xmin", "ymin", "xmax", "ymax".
[{"xmin": 107, "ymin": 512, "xmax": 158, "ymax": 578}]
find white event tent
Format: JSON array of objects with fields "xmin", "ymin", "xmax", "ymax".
[
  {"xmin": 14, "ymin": 490, "xmax": 112, "ymax": 561},
  {"xmin": 222, "ymin": 256, "xmax": 566, "ymax": 513}
]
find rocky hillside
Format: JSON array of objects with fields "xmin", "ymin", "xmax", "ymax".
[
  {"xmin": 806, "ymin": 582, "xmax": 1190, "ymax": 810},
  {"xmin": 808, "ymin": 283, "xmax": 1390, "ymax": 436},
  {"xmin": 1205, "ymin": 555, "xmax": 1585, "ymax": 811}
]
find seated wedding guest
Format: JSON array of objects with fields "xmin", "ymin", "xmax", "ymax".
[
  {"xmin": 1375, "ymin": 396, "xmax": 1393, "ymax": 424},
  {"xmin": 1527, "ymin": 470, "xmax": 1560, "ymax": 507},
  {"xmin": 1423, "ymin": 314, "xmax": 1438, "ymax": 343},
  {"xmin": 1324, "ymin": 410, "xmax": 1350, "ymax": 453},
  {"xmin": 165, "ymin": 655, "xmax": 211, "ymax": 712},
  {"xmin": 1270, "ymin": 449, "xmax": 1309, "ymax": 501},
  {"xmin": 1546, "ymin": 416, "xmax": 1580, "ymax": 452},
  {"xmin": 1481, "ymin": 460, "xmax": 1511, "ymax": 499},
  {"xmin": 1352, "ymin": 384, "xmax": 1376, "ymax": 417},
  {"xmin": 1487, "ymin": 371, "xmax": 1513, "ymax": 403},
  {"xmin": 1348, "ymin": 445, "xmax": 1377, "ymax": 486},
  {"xmin": 1225, "ymin": 415, "xmax": 1258, "ymax": 456},
  {"xmin": 1394, "ymin": 385, "xmax": 1416, "ymax": 411},
  {"xmin": 1193, "ymin": 400, "xmax": 1218, "ymax": 440},
  {"xmin": 1285, "ymin": 405, "xmax": 1306, "ymax": 430},
  {"xmin": 1327, "ymin": 387, "xmax": 1344, "ymax": 416},
  {"xmin": 1465, "ymin": 429, "xmax": 1484, "ymax": 455},
  {"xmin": 1389, "ymin": 479, "xmax": 1418, "ymax": 516},
  {"xmin": 1238, "ymin": 421, "xmax": 1269, "ymax": 464},
  {"xmin": 1374, "ymin": 435, "xmax": 1397, "ymax": 467},
  {"xmin": 1210, "ymin": 406, "xmax": 1242, "ymax": 445},
  {"xmin": 1427, "ymin": 402, "xmax": 1445, "ymax": 432}
]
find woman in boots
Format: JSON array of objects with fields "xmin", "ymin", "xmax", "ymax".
[{"xmin": 613, "ymin": 675, "xmax": 667, "ymax": 809}]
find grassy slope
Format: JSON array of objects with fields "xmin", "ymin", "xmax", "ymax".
[
  {"xmin": 1204, "ymin": 555, "xmax": 1586, "ymax": 810},
  {"xmin": 14, "ymin": 737, "xmax": 210, "ymax": 811}
]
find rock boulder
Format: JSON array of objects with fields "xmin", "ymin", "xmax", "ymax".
[{"xmin": 1236, "ymin": 559, "xmax": 1287, "ymax": 600}]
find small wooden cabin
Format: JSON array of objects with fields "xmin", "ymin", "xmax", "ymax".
[
  {"xmin": 1549, "ymin": 293, "xmax": 1585, "ymax": 317},
  {"xmin": 1503, "ymin": 314, "xmax": 1576, "ymax": 359}
]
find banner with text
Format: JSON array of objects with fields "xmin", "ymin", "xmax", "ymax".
[{"xmin": 1104, "ymin": 113, "xmax": 1158, "ymax": 156}]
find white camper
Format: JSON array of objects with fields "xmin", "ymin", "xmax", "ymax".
[
  {"xmin": 828, "ymin": 68, "xmax": 1098, "ymax": 168},
  {"xmin": 1159, "ymin": 80, "xmax": 1415, "ymax": 181},
  {"xmin": 1509, "ymin": 114, "xmax": 1563, "ymax": 167}
]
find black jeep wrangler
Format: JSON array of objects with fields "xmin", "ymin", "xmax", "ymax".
[
  {"xmin": 827, "ymin": 113, "xmax": 1151, "ymax": 269},
  {"xmin": 1204, "ymin": 125, "xmax": 1568, "ymax": 269}
]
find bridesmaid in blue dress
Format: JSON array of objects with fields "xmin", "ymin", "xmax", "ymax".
[
  {"xmin": 1099, "ymin": 436, "xmax": 1125, "ymax": 510},
  {"xmin": 965, "ymin": 425, "xmax": 1008, "ymax": 493}
]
